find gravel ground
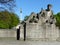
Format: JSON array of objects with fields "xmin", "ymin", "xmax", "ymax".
[{"xmin": 0, "ymin": 37, "xmax": 60, "ymax": 45}]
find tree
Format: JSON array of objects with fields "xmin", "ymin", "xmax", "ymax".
[
  {"xmin": 21, "ymin": 16, "xmax": 29, "ymax": 24},
  {"xmin": 24, "ymin": 16, "xmax": 29, "ymax": 21},
  {"xmin": 0, "ymin": 11, "xmax": 20, "ymax": 29},
  {"xmin": 54, "ymin": 12, "xmax": 60, "ymax": 29},
  {"xmin": 0, "ymin": 0, "xmax": 16, "ymax": 11},
  {"xmin": 9, "ymin": 13, "xmax": 20, "ymax": 28}
]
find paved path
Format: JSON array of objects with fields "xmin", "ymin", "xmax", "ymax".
[{"xmin": 0, "ymin": 38, "xmax": 60, "ymax": 45}]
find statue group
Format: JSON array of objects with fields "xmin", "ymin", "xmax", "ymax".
[
  {"xmin": 27, "ymin": 4, "xmax": 56, "ymax": 25},
  {"xmin": 20, "ymin": 4, "xmax": 59, "ymax": 41},
  {"xmin": 39, "ymin": 4, "xmax": 56, "ymax": 26}
]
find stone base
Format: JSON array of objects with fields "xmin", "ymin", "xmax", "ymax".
[
  {"xmin": 26, "ymin": 38, "xmax": 58, "ymax": 41},
  {"xmin": 26, "ymin": 23, "xmax": 59, "ymax": 41}
]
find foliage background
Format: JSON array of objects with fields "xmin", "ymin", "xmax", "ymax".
[
  {"xmin": 0, "ymin": 11, "xmax": 20, "ymax": 29},
  {"xmin": 54, "ymin": 12, "xmax": 60, "ymax": 29}
]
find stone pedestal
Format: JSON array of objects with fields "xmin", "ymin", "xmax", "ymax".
[{"xmin": 25, "ymin": 23, "xmax": 59, "ymax": 41}]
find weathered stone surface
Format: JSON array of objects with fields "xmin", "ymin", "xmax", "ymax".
[
  {"xmin": 26, "ymin": 23, "xmax": 59, "ymax": 41},
  {"xmin": 23, "ymin": 4, "xmax": 59, "ymax": 41},
  {"xmin": 0, "ymin": 29, "xmax": 16, "ymax": 37}
]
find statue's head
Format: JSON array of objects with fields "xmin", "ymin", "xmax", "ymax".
[{"xmin": 47, "ymin": 4, "xmax": 52, "ymax": 10}]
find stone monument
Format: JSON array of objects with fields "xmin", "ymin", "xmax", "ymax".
[{"xmin": 21, "ymin": 4, "xmax": 59, "ymax": 41}]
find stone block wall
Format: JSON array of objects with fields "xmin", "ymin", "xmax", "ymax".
[
  {"xmin": 26, "ymin": 23, "xmax": 59, "ymax": 40},
  {"xmin": 26, "ymin": 23, "xmax": 44, "ymax": 39},
  {"xmin": 0, "ymin": 29, "xmax": 16, "ymax": 37}
]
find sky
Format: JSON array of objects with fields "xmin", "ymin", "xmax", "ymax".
[{"xmin": 15, "ymin": 0, "xmax": 60, "ymax": 20}]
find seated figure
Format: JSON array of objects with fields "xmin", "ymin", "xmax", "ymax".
[
  {"xmin": 40, "ymin": 4, "xmax": 56, "ymax": 25},
  {"xmin": 29, "ymin": 16, "xmax": 38, "ymax": 23}
]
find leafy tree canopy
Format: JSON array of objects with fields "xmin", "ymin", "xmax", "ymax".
[
  {"xmin": 0, "ymin": 0, "xmax": 16, "ymax": 11},
  {"xmin": 54, "ymin": 12, "xmax": 60, "ymax": 29},
  {"xmin": 0, "ymin": 11, "xmax": 20, "ymax": 29},
  {"xmin": 24, "ymin": 16, "xmax": 29, "ymax": 21}
]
